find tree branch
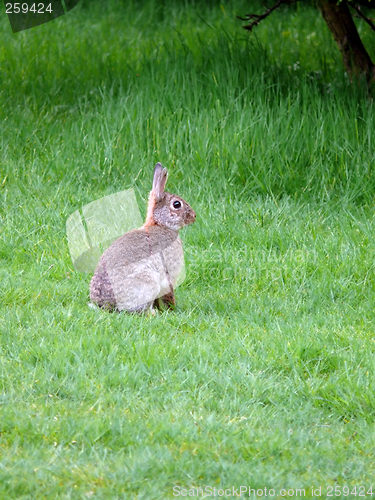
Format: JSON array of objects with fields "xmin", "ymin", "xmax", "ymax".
[
  {"xmin": 348, "ymin": 1, "xmax": 375, "ymax": 31},
  {"xmin": 238, "ymin": 0, "xmax": 298, "ymax": 32},
  {"xmin": 352, "ymin": 0, "xmax": 375, "ymax": 9}
]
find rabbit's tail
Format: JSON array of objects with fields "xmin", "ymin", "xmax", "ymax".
[{"xmin": 90, "ymin": 259, "xmax": 116, "ymax": 310}]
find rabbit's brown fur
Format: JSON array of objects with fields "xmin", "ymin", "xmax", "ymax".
[{"xmin": 90, "ymin": 163, "xmax": 195, "ymax": 313}]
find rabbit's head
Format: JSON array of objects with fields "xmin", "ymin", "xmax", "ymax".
[{"xmin": 144, "ymin": 163, "xmax": 196, "ymax": 231}]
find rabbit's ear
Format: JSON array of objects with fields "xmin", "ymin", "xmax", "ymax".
[{"xmin": 152, "ymin": 163, "xmax": 168, "ymax": 201}]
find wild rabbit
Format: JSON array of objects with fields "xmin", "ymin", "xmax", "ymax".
[{"xmin": 90, "ymin": 163, "xmax": 195, "ymax": 313}]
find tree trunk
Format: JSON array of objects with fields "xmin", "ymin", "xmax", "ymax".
[{"xmin": 316, "ymin": 0, "xmax": 375, "ymax": 82}]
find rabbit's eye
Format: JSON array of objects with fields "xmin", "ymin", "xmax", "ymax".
[{"xmin": 173, "ymin": 200, "xmax": 182, "ymax": 209}]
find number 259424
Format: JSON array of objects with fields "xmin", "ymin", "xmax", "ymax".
[{"xmin": 5, "ymin": 3, "xmax": 53, "ymax": 14}]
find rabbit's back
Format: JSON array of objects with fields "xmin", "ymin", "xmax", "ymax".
[{"xmin": 90, "ymin": 226, "xmax": 183, "ymax": 311}]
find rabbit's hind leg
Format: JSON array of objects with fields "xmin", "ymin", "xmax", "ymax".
[
  {"xmin": 127, "ymin": 301, "xmax": 155, "ymax": 315},
  {"xmin": 154, "ymin": 290, "xmax": 175, "ymax": 310}
]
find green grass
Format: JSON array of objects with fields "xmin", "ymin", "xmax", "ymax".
[{"xmin": 1, "ymin": 0, "xmax": 375, "ymax": 498}]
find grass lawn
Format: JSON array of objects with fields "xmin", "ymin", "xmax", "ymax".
[{"xmin": 1, "ymin": 0, "xmax": 375, "ymax": 498}]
